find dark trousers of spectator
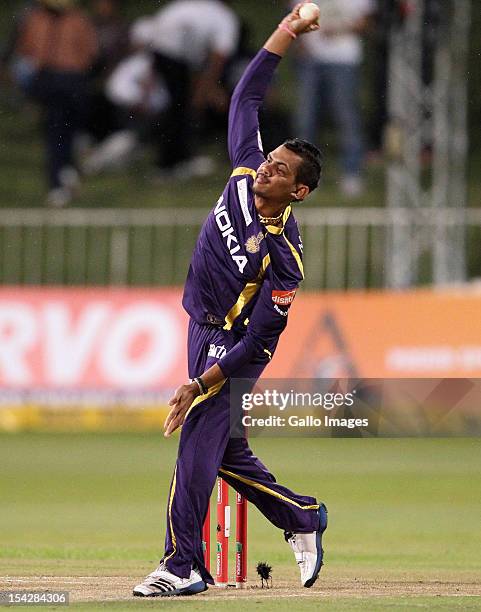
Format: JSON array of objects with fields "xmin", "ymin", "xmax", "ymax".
[
  {"xmin": 30, "ymin": 69, "xmax": 88, "ymax": 189},
  {"xmin": 152, "ymin": 52, "xmax": 192, "ymax": 170},
  {"xmin": 295, "ymin": 60, "xmax": 363, "ymax": 177},
  {"xmin": 367, "ymin": 38, "xmax": 388, "ymax": 152},
  {"xmin": 87, "ymin": 90, "xmax": 122, "ymax": 142}
]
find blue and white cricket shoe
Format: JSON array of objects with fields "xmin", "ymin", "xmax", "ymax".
[
  {"xmin": 133, "ymin": 562, "xmax": 207, "ymax": 597},
  {"xmin": 285, "ymin": 503, "xmax": 328, "ymax": 588}
]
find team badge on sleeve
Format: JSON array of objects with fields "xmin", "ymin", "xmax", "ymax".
[{"xmin": 272, "ymin": 289, "xmax": 297, "ymax": 306}]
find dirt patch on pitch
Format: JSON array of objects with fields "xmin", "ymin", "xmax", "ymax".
[{"xmin": 3, "ymin": 575, "xmax": 481, "ymax": 603}]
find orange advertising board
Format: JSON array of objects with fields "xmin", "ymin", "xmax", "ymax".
[
  {"xmin": 268, "ymin": 290, "xmax": 481, "ymax": 379},
  {"xmin": 1, "ymin": 287, "xmax": 481, "ymax": 432},
  {"xmin": 1, "ymin": 288, "xmax": 481, "ymax": 393},
  {"xmin": 0, "ymin": 288, "xmax": 188, "ymax": 391}
]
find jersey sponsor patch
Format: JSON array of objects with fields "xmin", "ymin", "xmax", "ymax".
[
  {"xmin": 208, "ymin": 343, "xmax": 227, "ymax": 359},
  {"xmin": 273, "ymin": 303, "xmax": 288, "ymax": 317},
  {"xmin": 272, "ymin": 289, "xmax": 297, "ymax": 306},
  {"xmin": 298, "ymin": 235, "xmax": 304, "ymax": 254},
  {"xmin": 214, "ymin": 195, "xmax": 248, "ymax": 274}
]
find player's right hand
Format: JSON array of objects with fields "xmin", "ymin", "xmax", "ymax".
[{"xmin": 283, "ymin": 3, "xmax": 321, "ymax": 36}]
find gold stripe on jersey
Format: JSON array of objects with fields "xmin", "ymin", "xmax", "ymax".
[
  {"xmin": 223, "ymin": 254, "xmax": 271, "ymax": 331},
  {"xmin": 231, "ymin": 167, "xmax": 257, "ymax": 180},
  {"xmin": 264, "ymin": 205, "xmax": 292, "ymax": 235},
  {"xmin": 223, "ymin": 280, "xmax": 261, "ymax": 331},
  {"xmin": 261, "ymin": 253, "xmax": 271, "ymax": 273},
  {"xmin": 284, "ymin": 234, "xmax": 304, "ymax": 279}
]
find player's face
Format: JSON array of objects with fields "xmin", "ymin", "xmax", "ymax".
[{"xmin": 254, "ymin": 146, "xmax": 307, "ymax": 203}]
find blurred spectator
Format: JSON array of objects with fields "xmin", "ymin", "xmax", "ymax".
[
  {"xmin": 367, "ymin": 1, "xmax": 410, "ymax": 159},
  {"xmin": 87, "ymin": 0, "xmax": 129, "ymax": 143},
  {"xmin": 293, "ymin": 0, "xmax": 375, "ymax": 197},
  {"xmin": 366, "ymin": 2, "xmax": 393, "ymax": 160},
  {"xmin": 147, "ymin": 0, "xmax": 240, "ymax": 179},
  {"xmin": 367, "ymin": 0, "xmax": 438, "ymax": 162},
  {"xmin": 82, "ymin": 17, "xmax": 170, "ymax": 175},
  {"xmin": 1, "ymin": 2, "xmax": 35, "ymax": 88},
  {"xmin": 91, "ymin": 0, "xmax": 128, "ymax": 77},
  {"xmin": 13, "ymin": 0, "xmax": 98, "ymax": 206}
]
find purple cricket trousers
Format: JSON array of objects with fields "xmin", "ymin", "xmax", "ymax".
[{"xmin": 163, "ymin": 319, "xmax": 320, "ymax": 584}]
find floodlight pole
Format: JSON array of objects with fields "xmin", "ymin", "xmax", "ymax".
[
  {"xmin": 385, "ymin": 0, "xmax": 470, "ymax": 288},
  {"xmin": 385, "ymin": 0, "xmax": 424, "ymax": 288},
  {"xmin": 431, "ymin": 0, "xmax": 470, "ymax": 284}
]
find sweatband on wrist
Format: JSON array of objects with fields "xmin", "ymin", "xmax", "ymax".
[{"xmin": 193, "ymin": 376, "xmax": 208, "ymax": 395}]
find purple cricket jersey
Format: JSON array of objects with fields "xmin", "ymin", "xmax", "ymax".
[{"xmin": 182, "ymin": 49, "xmax": 305, "ymax": 378}]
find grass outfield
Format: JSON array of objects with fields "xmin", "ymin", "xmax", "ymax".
[{"xmin": 1, "ymin": 434, "xmax": 481, "ymax": 610}]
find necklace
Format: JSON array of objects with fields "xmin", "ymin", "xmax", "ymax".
[{"xmin": 258, "ymin": 210, "xmax": 284, "ymax": 225}]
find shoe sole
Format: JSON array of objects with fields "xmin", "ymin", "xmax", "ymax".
[
  {"xmin": 304, "ymin": 503, "xmax": 328, "ymax": 588},
  {"xmin": 133, "ymin": 581, "xmax": 208, "ymax": 598}
]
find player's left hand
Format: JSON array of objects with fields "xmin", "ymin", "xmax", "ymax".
[{"xmin": 164, "ymin": 382, "xmax": 199, "ymax": 437}]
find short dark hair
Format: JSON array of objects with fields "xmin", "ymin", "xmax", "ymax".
[{"xmin": 283, "ymin": 138, "xmax": 322, "ymax": 193}]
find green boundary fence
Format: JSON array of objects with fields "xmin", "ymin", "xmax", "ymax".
[{"xmin": 1, "ymin": 208, "xmax": 481, "ymax": 289}]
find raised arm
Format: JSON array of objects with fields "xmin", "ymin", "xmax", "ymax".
[
  {"xmin": 227, "ymin": 50, "xmax": 279, "ymax": 171},
  {"xmin": 227, "ymin": 3, "xmax": 320, "ymax": 171}
]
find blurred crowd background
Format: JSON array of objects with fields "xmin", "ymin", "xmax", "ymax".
[{"xmin": 1, "ymin": 0, "xmax": 479, "ymax": 209}]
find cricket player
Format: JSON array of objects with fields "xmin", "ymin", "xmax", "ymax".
[{"xmin": 133, "ymin": 3, "xmax": 327, "ymax": 597}]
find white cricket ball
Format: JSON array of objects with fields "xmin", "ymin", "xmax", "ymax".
[{"xmin": 299, "ymin": 2, "xmax": 320, "ymax": 22}]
